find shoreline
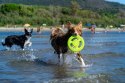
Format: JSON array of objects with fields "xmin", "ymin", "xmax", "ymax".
[
  {"xmin": 0, "ymin": 27, "xmax": 52, "ymax": 32},
  {"xmin": 0, "ymin": 27, "xmax": 124, "ymax": 32}
]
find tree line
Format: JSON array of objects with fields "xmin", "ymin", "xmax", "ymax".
[{"xmin": 0, "ymin": 2, "xmax": 125, "ymax": 28}]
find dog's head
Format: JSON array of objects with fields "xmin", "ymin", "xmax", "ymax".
[
  {"xmin": 50, "ymin": 21, "xmax": 82, "ymax": 39},
  {"xmin": 68, "ymin": 21, "xmax": 83, "ymax": 36},
  {"xmin": 24, "ymin": 28, "xmax": 33, "ymax": 38}
]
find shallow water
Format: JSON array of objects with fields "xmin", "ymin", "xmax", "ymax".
[{"xmin": 0, "ymin": 31, "xmax": 125, "ymax": 83}]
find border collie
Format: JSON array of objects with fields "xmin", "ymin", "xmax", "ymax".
[
  {"xmin": 50, "ymin": 22, "xmax": 85, "ymax": 66},
  {"xmin": 2, "ymin": 28, "xmax": 33, "ymax": 50}
]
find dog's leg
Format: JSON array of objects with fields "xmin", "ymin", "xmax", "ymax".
[
  {"xmin": 59, "ymin": 53, "xmax": 63, "ymax": 65},
  {"xmin": 24, "ymin": 42, "xmax": 27, "ymax": 47},
  {"xmin": 6, "ymin": 46, "xmax": 11, "ymax": 50},
  {"xmin": 23, "ymin": 41, "xmax": 32, "ymax": 50},
  {"xmin": 62, "ymin": 54, "xmax": 66, "ymax": 64},
  {"xmin": 28, "ymin": 42, "xmax": 32, "ymax": 47},
  {"xmin": 76, "ymin": 53, "xmax": 86, "ymax": 67},
  {"xmin": 20, "ymin": 45, "xmax": 24, "ymax": 50},
  {"xmin": 57, "ymin": 53, "xmax": 63, "ymax": 65},
  {"xmin": 5, "ymin": 44, "xmax": 12, "ymax": 50}
]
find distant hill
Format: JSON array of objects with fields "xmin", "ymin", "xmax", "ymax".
[{"xmin": 0, "ymin": 0, "xmax": 125, "ymax": 10}]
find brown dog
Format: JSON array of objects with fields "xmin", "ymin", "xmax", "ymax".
[{"xmin": 50, "ymin": 22, "xmax": 85, "ymax": 66}]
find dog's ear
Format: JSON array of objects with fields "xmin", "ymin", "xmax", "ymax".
[
  {"xmin": 24, "ymin": 28, "xmax": 28, "ymax": 33},
  {"xmin": 75, "ymin": 21, "xmax": 82, "ymax": 30},
  {"xmin": 66, "ymin": 21, "xmax": 72, "ymax": 29},
  {"xmin": 77, "ymin": 21, "xmax": 82, "ymax": 29},
  {"xmin": 30, "ymin": 28, "xmax": 33, "ymax": 33},
  {"xmin": 67, "ymin": 21, "xmax": 71, "ymax": 25},
  {"xmin": 51, "ymin": 27, "xmax": 64, "ymax": 38},
  {"xmin": 74, "ymin": 21, "xmax": 83, "ymax": 35}
]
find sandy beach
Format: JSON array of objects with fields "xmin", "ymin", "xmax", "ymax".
[
  {"xmin": 0, "ymin": 27, "xmax": 51, "ymax": 32},
  {"xmin": 0, "ymin": 27, "xmax": 124, "ymax": 32}
]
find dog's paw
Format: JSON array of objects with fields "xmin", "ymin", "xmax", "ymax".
[{"xmin": 28, "ymin": 42, "xmax": 32, "ymax": 47}]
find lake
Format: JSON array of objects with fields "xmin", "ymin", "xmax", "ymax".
[{"xmin": 0, "ymin": 30, "xmax": 125, "ymax": 83}]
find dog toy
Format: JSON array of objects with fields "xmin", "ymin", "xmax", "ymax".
[{"xmin": 68, "ymin": 35, "xmax": 85, "ymax": 53}]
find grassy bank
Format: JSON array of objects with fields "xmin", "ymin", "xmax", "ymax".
[{"xmin": 0, "ymin": 3, "xmax": 125, "ymax": 28}]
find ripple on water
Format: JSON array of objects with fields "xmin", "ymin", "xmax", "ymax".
[{"xmin": 0, "ymin": 31, "xmax": 125, "ymax": 83}]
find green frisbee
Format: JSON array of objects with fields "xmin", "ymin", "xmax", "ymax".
[{"xmin": 68, "ymin": 35, "xmax": 85, "ymax": 53}]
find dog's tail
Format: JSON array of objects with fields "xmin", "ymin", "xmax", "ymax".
[{"xmin": 1, "ymin": 39, "xmax": 6, "ymax": 46}]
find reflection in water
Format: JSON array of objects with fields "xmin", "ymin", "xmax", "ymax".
[
  {"xmin": 0, "ymin": 31, "xmax": 125, "ymax": 83},
  {"xmin": 53, "ymin": 66, "xmax": 69, "ymax": 78}
]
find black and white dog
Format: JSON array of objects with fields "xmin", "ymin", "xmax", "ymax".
[{"xmin": 2, "ymin": 28, "xmax": 33, "ymax": 50}]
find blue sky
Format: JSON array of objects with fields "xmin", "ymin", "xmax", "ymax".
[{"xmin": 106, "ymin": 0, "xmax": 125, "ymax": 4}]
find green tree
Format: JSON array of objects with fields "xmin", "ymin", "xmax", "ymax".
[{"xmin": 70, "ymin": 0, "xmax": 80, "ymax": 16}]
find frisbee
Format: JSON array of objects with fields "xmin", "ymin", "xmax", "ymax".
[{"xmin": 68, "ymin": 35, "xmax": 85, "ymax": 53}]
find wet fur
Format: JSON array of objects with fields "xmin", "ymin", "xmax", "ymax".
[
  {"xmin": 50, "ymin": 22, "xmax": 85, "ymax": 66},
  {"xmin": 2, "ymin": 28, "xmax": 33, "ymax": 49}
]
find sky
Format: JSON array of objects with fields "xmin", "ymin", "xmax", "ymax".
[{"xmin": 106, "ymin": 0, "xmax": 125, "ymax": 4}]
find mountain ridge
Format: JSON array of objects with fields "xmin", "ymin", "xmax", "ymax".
[{"xmin": 0, "ymin": 0, "xmax": 125, "ymax": 10}]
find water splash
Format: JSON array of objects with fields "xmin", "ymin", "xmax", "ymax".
[
  {"xmin": 65, "ymin": 54, "xmax": 73, "ymax": 66},
  {"xmin": 18, "ymin": 49, "xmax": 37, "ymax": 61}
]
